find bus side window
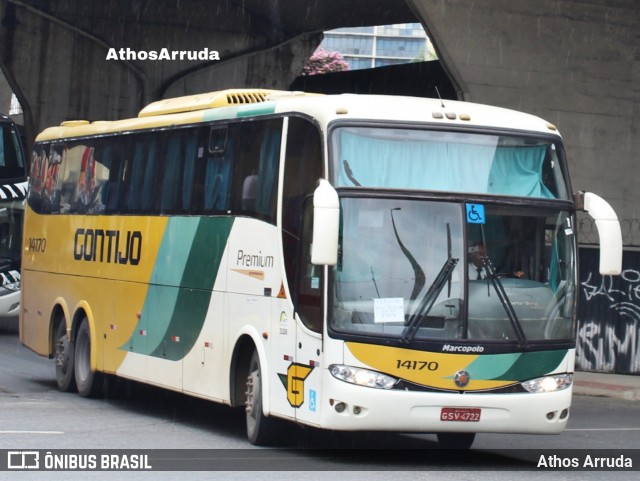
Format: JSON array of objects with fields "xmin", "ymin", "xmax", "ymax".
[
  {"xmin": 41, "ymin": 144, "xmax": 63, "ymax": 213},
  {"xmin": 232, "ymin": 119, "xmax": 282, "ymax": 223},
  {"xmin": 27, "ymin": 146, "xmax": 45, "ymax": 212},
  {"xmin": 158, "ymin": 128, "xmax": 198, "ymax": 214},
  {"xmin": 140, "ymin": 138, "xmax": 157, "ymax": 212},
  {"xmin": 159, "ymin": 132, "xmax": 182, "ymax": 213},
  {"xmin": 210, "ymin": 148, "xmax": 232, "ymax": 212},
  {"xmin": 102, "ymin": 144, "xmax": 121, "ymax": 213},
  {"xmin": 58, "ymin": 142, "xmax": 77, "ymax": 213},
  {"xmin": 196, "ymin": 125, "xmax": 233, "ymax": 213},
  {"xmin": 128, "ymin": 137, "xmax": 146, "ymax": 212},
  {"xmin": 180, "ymin": 131, "xmax": 197, "ymax": 213},
  {"xmin": 118, "ymin": 137, "xmax": 135, "ymax": 211}
]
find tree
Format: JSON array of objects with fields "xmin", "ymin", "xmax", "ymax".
[{"xmin": 302, "ymin": 47, "xmax": 350, "ymax": 76}]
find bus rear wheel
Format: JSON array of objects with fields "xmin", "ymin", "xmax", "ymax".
[
  {"xmin": 436, "ymin": 432, "xmax": 476, "ymax": 449},
  {"xmin": 54, "ymin": 319, "xmax": 76, "ymax": 392},
  {"xmin": 74, "ymin": 317, "xmax": 103, "ymax": 398},
  {"xmin": 245, "ymin": 350, "xmax": 276, "ymax": 445}
]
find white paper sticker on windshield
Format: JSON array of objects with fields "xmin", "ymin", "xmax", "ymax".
[{"xmin": 374, "ymin": 297, "xmax": 405, "ymax": 324}]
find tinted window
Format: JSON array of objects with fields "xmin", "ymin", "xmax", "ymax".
[{"xmin": 28, "ymin": 118, "xmax": 283, "ymax": 223}]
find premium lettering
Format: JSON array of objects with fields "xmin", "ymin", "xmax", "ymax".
[
  {"xmin": 236, "ymin": 250, "xmax": 274, "ymax": 268},
  {"xmin": 73, "ymin": 228, "xmax": 142, "ymax": 265}
]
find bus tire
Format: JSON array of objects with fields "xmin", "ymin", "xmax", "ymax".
[
  {"xmin": 54, "ymin": 318, "xmax": 76, "ymax": 392},
  {"xmin": 245, "ymin": 349, "xmax": 276, "ymax": 445},
  {"xmin": 74, "ymin": 317, "xmax": 103, "ymax": 398},
  {"xmin": 436, "ymin": 432, "xmax": 476, "ymax": 449}
]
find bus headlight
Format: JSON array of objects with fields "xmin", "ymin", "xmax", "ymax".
[
  {"xmin": 329, "ymin": 364, "xmax": 397, "ymax": 390},
  {"xmin": 521, "ymin": 373, "xmax": 573, "ymax": 393}
]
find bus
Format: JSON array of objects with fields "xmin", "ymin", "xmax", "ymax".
[
  {"xmin": 19, "ymin": 89, "xmax": 622, "ymax": 448},
  {"xmin": 0, "ymin": 113, "xmax": 27, "ymax": 323}
]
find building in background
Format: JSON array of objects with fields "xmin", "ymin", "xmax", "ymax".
[
  {"xmin": 0, "ymin": 72, "xmax": 23, "ymax": 125},
  {"xmin": 318, "ymin": 23, "xmax": 436, "ymax": 71}
]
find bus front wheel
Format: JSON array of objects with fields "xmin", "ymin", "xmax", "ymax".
[
  {"xmin": 74, "ymin": 317, "xmax": 103, "ymax": 398},
  {"xmin": 245, "ymin": 350, "xmax": 276, "ymax": 445},
  {"xmin": 54, "ymin": 319, "xmax": 76, "ymax": 393}
]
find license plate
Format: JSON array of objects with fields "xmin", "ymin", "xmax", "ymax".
[{"xmin": 440, "ymin": 407, "xmax": 481, "ymax": 422}]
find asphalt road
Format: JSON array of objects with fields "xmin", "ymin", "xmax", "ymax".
[{"xmin": 1, "ymin": 327, "xmax": 639, "ymax": 480}]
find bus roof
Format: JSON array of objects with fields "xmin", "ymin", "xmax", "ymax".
[{"xmin": 35, "ymin": 89, "xmax": 561, "ymax": 141}]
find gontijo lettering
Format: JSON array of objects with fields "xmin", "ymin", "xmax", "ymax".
[{"xmin": 73, "ymin": 228, "xmax": 142, "ymax": 265}]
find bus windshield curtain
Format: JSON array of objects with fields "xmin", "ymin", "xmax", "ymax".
[
  {"xmin": 487, "ymin": 146, "xmax": 553, "ymax": 198},
  {"xmin": 337, "ymin": 130, "xmax": 553, "ymax": 199}
]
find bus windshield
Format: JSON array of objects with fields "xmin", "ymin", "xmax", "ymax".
[
  {"xmin": 0, "ymin": 117, "xmax": 26, "ymax": 182},
  {"xmin": 329, "ymin": 197, "xmax": 576, "ymax": 343},
  {"xmin": 0, "ymin": 116, "xmax": 26, "ymax": 306},
  {"xmin": 332, "ymin": 126, "xmax": 570, "ymax": 200}
]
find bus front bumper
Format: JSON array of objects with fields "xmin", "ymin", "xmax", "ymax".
[{"xmin": 317, "ymin": 369, "xmax": 572, "ymax": 435}]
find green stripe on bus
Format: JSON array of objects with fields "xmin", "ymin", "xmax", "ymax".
[
  {"xmin": 461, "ymin": 352, "xmax": 521, "ymax": 380},
  {"xmin": 236, "ymin": 102, "xmax": 276, "ymax": 117},
  {"xmin": 460, "ymin": 350, "xmax": 567, "ymax": 382},
  {"xmin": 149, "ymin": 216, "xmax": 233, "ymax": 361},
  {"xmin": 201, "ymin": 102, "xmax": 275, "ymax": 122},
  {"xmin": 122, "ymin": 216, "xmax": 234, "ymax": 360},
  {"xmin": 123, "ymin": 217, "xmax": 199, "ymax": 354},
  {"xmin": 203, "ymin": 107, "xmax": 240, "ymax": 122},
  {"xmin": 494, "ymin": 350, "xmax": 568, "ymax": 381}
]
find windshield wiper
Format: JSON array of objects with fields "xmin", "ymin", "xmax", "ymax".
[
  {"xmin": 401, "ymin": 257, "xmax": 459, "ymax": 344},
  {"xmin": 481, "ymin": 257, "xmax": 528, "ymax": 348},
  {"xmin": 390, "ymin": 208, "xmax": 425, "ymax": 300}
]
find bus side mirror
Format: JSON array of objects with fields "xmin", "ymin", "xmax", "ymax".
[
  {"xmin": 311, "ymin": 179, "xmax": 339, "ymax": 266},
  {"xmin": 574, "ymin": 191, "xmax": 622, "ymax": 275}
]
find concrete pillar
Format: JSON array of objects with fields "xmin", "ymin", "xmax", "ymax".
[
  {"xmin": 0, "ymin": 0, "xmax": 320, "ymax": 140},
  {"xmin": 411, "ymin": 0, "xmax": 639, "ymax": 240}
]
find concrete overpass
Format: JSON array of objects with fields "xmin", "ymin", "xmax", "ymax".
[
  {"xmin": 1, "ymin": 0, "xmax": 639, "ymax": 373},
  {"xmin": 0, "ymin": 0, "xmax": 638, "ymax": 245}
]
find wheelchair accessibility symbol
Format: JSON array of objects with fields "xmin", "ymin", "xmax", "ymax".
[{"xmin": 466, "ymin": 204, "xmax": 485, "ymax": 224}]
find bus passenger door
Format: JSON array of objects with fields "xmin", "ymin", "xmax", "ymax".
[
  {"xmin": 292, "ymin": 200, "xmax": 324, "ymax": 426},
  {"xmin": 279, "ymin": 116, "xmax": 324, "ymax": 426},
  {"xmin": 269, "ymin": 295, "xmax": 296, "ymax": 421}
]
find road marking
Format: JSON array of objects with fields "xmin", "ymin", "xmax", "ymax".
[
  {"xmin": 0, "ymin": 430, "xmax": 64, "ymax": 435},
  {"xmin": 566, "ymin": 427, "xmax": 640, "ymax": 431}
]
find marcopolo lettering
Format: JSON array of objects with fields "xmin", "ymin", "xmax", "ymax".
[
  {"xmin": 74, "ymin": 228, "xmax": 142, "ymax": 265},
  {"xmin": 442, "ymin": 344, "xmax": 485, "ymax": 353}
]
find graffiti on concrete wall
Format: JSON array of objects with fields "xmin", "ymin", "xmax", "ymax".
[{"xmin": 576, "ymin": 249, "xmax": 640, "ymax": 374}]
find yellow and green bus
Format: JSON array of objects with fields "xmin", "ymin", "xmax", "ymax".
[{"xmin": 20, "ymin": 89, "xmax": 621, "ymax": 447}]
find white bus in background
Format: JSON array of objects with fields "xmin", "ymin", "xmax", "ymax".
[
  {"xmin": 0, "ymin": 113, "xmax": 26, "ymax": 324},
  {"xmin": 20, "ymin": 89, "xmax": 621, "ymax": 448}
]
